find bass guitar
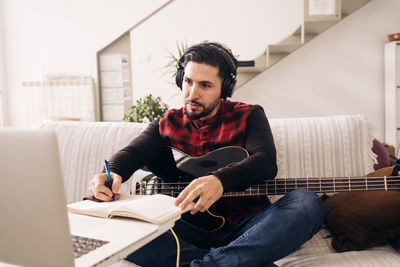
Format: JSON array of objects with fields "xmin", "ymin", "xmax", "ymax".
[{"xmin": 136, "ymin": 146, "xmax": 400, "ymax": 231}]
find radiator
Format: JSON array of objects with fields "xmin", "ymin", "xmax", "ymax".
[{"xmin": 21, "ymin": 78, "xmax": 96, "ymax": 127}]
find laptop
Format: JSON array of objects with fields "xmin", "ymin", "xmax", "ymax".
[{"xmin": 0, "ymin": 128, "xmax": 175, "ymax": 267}]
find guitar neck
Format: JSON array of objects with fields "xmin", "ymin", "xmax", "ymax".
[
  {"xmin": 229, "ymin": 176, "xmax": 400, "ymax": 196},
  {"xmin": 138, "ymin": 176, "xmax": 400, "ymax": 197}
]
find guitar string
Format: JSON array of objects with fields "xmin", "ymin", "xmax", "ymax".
[
  {"xmin": 155, "ymin": 181, "xmax": 400, "ymax": 188},
  {"xmin": 157, "ymin": 184, "xmax": 400, "ymax": 190},
  {"xmin": 146, "ymin": 176, "xmax": 400, "ymax": 196},
  {"xmin": 156, "ymin": 176, "xmax": 400, "ymax": 184},
  {"xmin": 154, "ymin": 184, "xmax": 400, "ymax": 194},
  {"xmin": 156, "ymin": 187, "xmax": 400, "ymax": 197},
  {"xmin": 152, "ymin": 176, "xmax": 400, "ymax": 186},
  {"xmin": 153, "ymin": 178, "xmax": 400, "ymax": 184},
  {"xmin": 152, "ymin": 179, "xmax": 400, "ymax": 187}
]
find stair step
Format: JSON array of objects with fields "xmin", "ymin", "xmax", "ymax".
[
  {"xmin": 304, "ymin": 20, "xmax": 337, "ymax": 35},
  {"xmin": 267, "ymin": 53, "xmax": 288, "ymax": 67},
  {"xmin": 294, "ymin": 26, "xmax": 318, "ymax": 43},
  {"xmin": 237, "ymin": 51, "xmax": 268, "ymax": 73},
  {"xmin": 236, "ymin": 71, "xmax": 260, "ymax": 88},
  {"xmin": 268, "ymin": 43, "xmax": 302, "ymax": 54},
  {"xmin": 237, "ymin": 66, "xmax": 266, "ymax": 74},
  {"xmin": 342, "ymin": 0, "xmax": 370, "ymax": 17}
]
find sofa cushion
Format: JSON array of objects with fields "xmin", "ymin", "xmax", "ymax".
[
  {"xmin": 269, "ymin": 115, "xmax": 375, "ymax": 179},
  {"xmin": 39, "ymin": 120, "xmax": 149, "ymax": 203}
]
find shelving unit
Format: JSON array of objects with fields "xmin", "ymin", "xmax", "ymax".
[
  {"xmin": 97, "ymin": 32, "xmax": 132, "ymax": 121},
  {"xmin": 236, "ymin": 0, "xmax": 371, "ymax": 88},
  {"xmin": 384, "ymin": 41, "xmax": 400, "ymax": 149},
  {"xmin": 96, "ymin": 0, "xmax": 174, "ymax": 121}
]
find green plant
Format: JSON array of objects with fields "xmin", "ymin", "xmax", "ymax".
[
  {"xmin": 163, "ymin": 40, "xmax": 188, "ymax": 79},
  {"xmin": 123, "ymin": 94, "xmax": 169, "ymax": 123}
]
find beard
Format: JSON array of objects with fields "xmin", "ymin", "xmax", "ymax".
[{"xmin": 185, "ymin": 98, "xmax": 221, "ymax": 120}]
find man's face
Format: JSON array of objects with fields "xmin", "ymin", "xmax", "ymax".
[{"xmin": 183, "ymin": 61, "xmax": 223, "ymax": 121}]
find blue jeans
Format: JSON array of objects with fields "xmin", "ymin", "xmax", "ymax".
[{"xmin": 126, "ymin": 189, "xmax": 325, "ymax": 267}]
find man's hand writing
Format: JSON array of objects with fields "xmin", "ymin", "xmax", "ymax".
[
  {"xmin": 175, "ymin": 175, "xmax": 223, "ymax": 214},
  {"xmin": 88, "ymin": 172, "xmax": 122, "ymax": 201}
]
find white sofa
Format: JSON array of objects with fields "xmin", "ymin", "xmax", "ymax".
[{"xmin": 39, "ymin": 114, "xmax": 400, "ymax": 266}]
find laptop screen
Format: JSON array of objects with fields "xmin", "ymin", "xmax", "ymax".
[{"xmin": 0, "ymin": 129, "xmax": 74, "ymax": 267}]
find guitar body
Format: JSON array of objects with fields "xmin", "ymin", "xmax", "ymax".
[
  {"xmin": 139, "ymin": 146, "xmax": 250, "ymax": 231},
  {"xmin": 175, "ymin": 146, "xmax": 249, "ymax": 177}
]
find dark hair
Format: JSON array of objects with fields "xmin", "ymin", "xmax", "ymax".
[
  {"xmin": 180, "ymin": 41, "xmax": 237, "ymax": 79},
  {"xmin": 176, "ymin": 41, "xmax": 238, "ymax": 99}
]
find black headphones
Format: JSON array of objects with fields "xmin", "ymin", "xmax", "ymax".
[{"xmin": 175, "ymin": 42, "xmax": 237, "ymax": 100}]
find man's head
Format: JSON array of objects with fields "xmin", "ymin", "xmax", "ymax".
[{"xmin": 175, "ymin": 41, "xmax": 238, "ymax": 120}]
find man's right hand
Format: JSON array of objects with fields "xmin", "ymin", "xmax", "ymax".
[{"xmin": 88, "ymin": 172, "xmax": 122, "ymax": 201}]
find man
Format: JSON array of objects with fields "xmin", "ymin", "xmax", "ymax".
[{"xmin": 89, "ymin": 41, "xmax": 325, "ymax": 266}]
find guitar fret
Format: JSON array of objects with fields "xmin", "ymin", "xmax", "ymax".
[
  {"xmin": 333, "ymin": 177, "xmax": 336, "ymax": 193},
  {"xmin": 348, "ymin": 177, "xmax": 351, "ymax": 192},
  {"xmin": 284, "ymin": 178, "xmax": 287, "ymax": 194},
  {"xmin": 319, "ymin": 178, "xmax": 321, "ymax": 193},
  {"xmin": 384, "ymin": 176, "xmax": 388, "ymax": 190}
]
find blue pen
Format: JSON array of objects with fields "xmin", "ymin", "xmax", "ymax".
[{"xmin": 104, "ymin": 160, "xmax": 115, "ymax": 200}]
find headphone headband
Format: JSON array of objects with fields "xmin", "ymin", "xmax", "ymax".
[{"xmin": 175, "ymin": 42, "xmax": 237, "ymax": 99}]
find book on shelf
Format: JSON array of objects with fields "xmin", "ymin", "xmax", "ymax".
[{"xmin": 67, "ymin": 194, "xmax": 193, "ymax": 225}]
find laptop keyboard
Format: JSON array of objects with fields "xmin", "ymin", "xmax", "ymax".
[{"xmin": 71, "ymin": 235, "xmax": 109, "ymax": 258}]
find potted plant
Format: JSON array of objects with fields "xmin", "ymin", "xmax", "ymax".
[
  {"xmin": 123, "ymin": 94, "xmax": 169, "ymax": 123},
  {"xmin": 163, "ymin": 41, "xmax": 188, "ymax": 79}
]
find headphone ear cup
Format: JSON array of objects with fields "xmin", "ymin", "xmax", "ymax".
[
  {"xmin": 175, "ymin": 66, "xmax": 184, "ymax": 89},
  {"xmin": 221, "ymin": 77, "xmax": 236, "ymax": 99}
]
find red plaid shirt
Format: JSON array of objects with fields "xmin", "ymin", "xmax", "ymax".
[
  {"xmin": 159, "ymin": 100, "xmax": 272, "ymax": 228},
  {"xmin": 159, "ymin": 100, "xmax": 255, "ymax": 156},
  {"xmin": 109, "ymin": 99, "xmax": 276, "ymax": 229}
]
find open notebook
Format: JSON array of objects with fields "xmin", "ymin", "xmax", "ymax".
[{"xmin": 68, "ymin": 194, "xmax": 192, "ymax": 225}]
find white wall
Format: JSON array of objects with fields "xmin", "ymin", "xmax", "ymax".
[
  {"xmin": 130, "ymin": 0, "xmax": 302, "ymax": 109},
  {"xmin": 0, "ymin": 7, "xmax": 6, "ymax": 126},
  {"xmin": 234, "ymin": 0, "xmax": 400, "ymax": 142},
  {"xmin": 2, "ymin": 0, "xmax": 397, "ymax": 141},
  {"xmin": 0, "ymin": 0, "xmax": 168, "ymax": 127}
]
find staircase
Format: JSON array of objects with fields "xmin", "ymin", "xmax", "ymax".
[{"xmin": 236, "ymin": 0, "xmax": 371, "ymax": 88}]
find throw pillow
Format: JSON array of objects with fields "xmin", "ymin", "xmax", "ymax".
[
  {"xmin": 365, "ymin": 166, "xmax": 394, "ymax": 177},
  {"xmin": 325, "ymin": 189, "xmax": 400, "ymax": 252},
  {"xmin": 371, "ymin": 139, "xmax": 391, "ymax": 170}
]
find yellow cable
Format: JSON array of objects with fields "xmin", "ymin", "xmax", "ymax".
[
  {"xmin": 206, "ymin": 209, "xmax": 225, "ymax": 232},
  {"xmin": 169, "ymin": 211, "xmax": 225, "ymax": 267},
  {"xmin": 169, "ymin": 228, "xmax": 180, "ymax": 267}
]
